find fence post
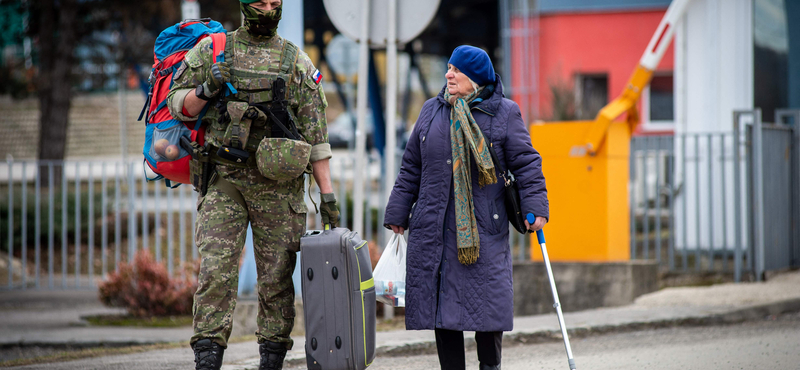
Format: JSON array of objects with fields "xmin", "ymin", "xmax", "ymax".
[
  {"xmin": 21, "ymin": 163, "xmax": 27, "ymax": 289},
  {"xmin": 142, "ymin": 170, "xmax": 148, "ymax": 253},
  {"xmin": 154, "ymin": 176, "xmax": 161, "ymax": 263},
  {"xmin": 48, "ymin": 163, "xmax": 54, "ymax": 288},
  {"xmin": 115, "ymin": 162, "xmax": 122, "ymax": 271},
  {"xmin": 35, "ymin": 162, "xmax": 41, "ymax": 289},
  {"xmin": 167, "ymin": 180, "xmax": 174, "ymax": 276},
  {"xmin": 128, "ymin": 162, "xmax": 136, "ymax": 265},
  {"xmin": 7, "ymin": 157, "xmax": 13, "ymax": 289},
  {"xmin": 642, "ymin": 138, "xmax": 650, "ymax": 259},
  {"xmin": 179, "ymin": 184, "xmax": 186, "ymax": 270},
  {"xmin": 667, "ymin": 150, "xmax": 675, "ymax": 271},
  {"xmin": 694, "ymin": 135, "xmax": 701, "ymax": 271},
  {"xmin": 753, "ymin": 109, "xmax": 765, "ymax": 281},
  {"xmin": 720, "ymin": 133, "xmax": 728, "ymax": 271},
  {"xmin": 732, "ymin": 111, "xmax": 746, "ymax": 282},
  {"xmin": 681, "ymin": 134, "xmax": 688, "ymax": 271},
  {"xmin": 101, "ymin": 162, "xmax": 108, "ymax": 279},
  {"xmin": 62, "ymin": 162, "xmax": 68, "ymax": 287},
  {"xmin": 707, "ymin": 134, "xmax": 714, "ymax": 270},
  {"xmin": 655, "ymin": 138, "xmax": 662, "ymax": 263},
  {"xmin": 75, "ymin": 162, "xmax": 81, "ymax": 288},
  {"xmin": 88, "ymin": 163, "xmax": 94, "ymax": 287}
]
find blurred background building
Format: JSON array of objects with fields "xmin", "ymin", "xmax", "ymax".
[{"xmin": 0, "ymin": 0, "xmax": 797, "ymax": 290}]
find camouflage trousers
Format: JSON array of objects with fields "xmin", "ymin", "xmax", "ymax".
[{"xmin": 191, "ymin": 165, "xmax": 307, "ymax": 349}]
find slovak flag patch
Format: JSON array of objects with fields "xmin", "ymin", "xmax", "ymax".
[{"xmin": 312, "ymin": 69, "xmax": 322, "ymax": 84}]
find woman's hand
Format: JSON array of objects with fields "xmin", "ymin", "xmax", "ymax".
[
  {"xmin": 525, "ymin": 216, "xmax": 547, "ymax": 232},
  {"xmin": 389, "ymin": 225, "xmax": 405, "ymax": 235}
]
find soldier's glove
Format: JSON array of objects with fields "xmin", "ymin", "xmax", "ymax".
[
  {"xmin": 199, "ymin": 61, "xmax": 231, "ymax": 99},
  {"xmin": 319, "ymin": 193, "xmax": 340, "ymax": 228}
]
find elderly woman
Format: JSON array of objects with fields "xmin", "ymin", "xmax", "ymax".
[{"xmin": 384, "ymin": 45, "xmax": 549, "ymax": 370}]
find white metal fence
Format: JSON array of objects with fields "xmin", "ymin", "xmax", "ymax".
[{"xmin": 1, "ymin": 152, "xmax": 532, "ymax": 290}]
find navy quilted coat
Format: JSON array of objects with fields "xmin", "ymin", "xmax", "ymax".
[{"xmin": 384, "ymin": 75, "xmax": 549, "ymax": 332}]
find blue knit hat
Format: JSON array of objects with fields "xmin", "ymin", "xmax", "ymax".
[{"xmin": 448, "ymin": 45, "xmax": 496, "ymax": 86}]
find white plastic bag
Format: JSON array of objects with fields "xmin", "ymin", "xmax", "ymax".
[{"xmin": 373, "ymin": 233, "xmax": 407, "ymax": 307}]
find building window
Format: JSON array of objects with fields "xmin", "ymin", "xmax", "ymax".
[
  {"xmin": 754, "ymin": 0, "xmax": 790, "ymax": 123},
  {"xmin": 575, "ymin": 73, "xmax": 608, "ymax": 120},
  {"xmin": 649, "ymin": 74, "xmax": 674, "ymax": 121}
]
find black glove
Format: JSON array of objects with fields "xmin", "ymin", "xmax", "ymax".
[
  {"xmin": 200, "ymin": 61, "xmax": 231, "ymax": 99},
  {"xmin": 319, "ymin": 193, "xmax": 340, "ymax": 228}
]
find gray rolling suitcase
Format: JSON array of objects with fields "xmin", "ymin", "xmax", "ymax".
[{"xmin": 300, "ymin": 227, "xmax": 376, "ymax": 370}]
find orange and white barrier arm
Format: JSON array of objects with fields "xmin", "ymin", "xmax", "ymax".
[{"xmin": 575, "ymin": 0, "xmax": 693, "ymax": 156}]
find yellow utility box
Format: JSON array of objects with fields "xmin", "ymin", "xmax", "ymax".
[{"xmin": 529, "ymin": 120, "xmax": 631, "ymax": 262}]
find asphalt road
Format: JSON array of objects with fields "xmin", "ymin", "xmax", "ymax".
[
  {"xmin": 286, "ymin": 312, "xmax": 800, "ymax": 370},
  {"xmin": 9, "ymin": 313, "xmax": 800, "ymax": 369}
]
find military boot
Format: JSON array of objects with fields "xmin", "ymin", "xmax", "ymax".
[
  {"xmin": 192, "ymin": 339, "xmax": 224, "ymax": 370},
  {"xmin": 258, "ymin": 341, "xmax": 287, "ymax": 370},
  {"xmin": 479, "ymin": 363, "xmax": 501, "ymax": 370}
]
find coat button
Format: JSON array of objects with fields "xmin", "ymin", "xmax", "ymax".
[
  {"xmin": 493, "ymin": 214, "xmax": 499, "ymax": 219},
  {"xmin": 446, "ymin": 159, "xmax": 452, "ymax": 165},
  {"xmin": 422, "ymin": 136, "xmax": 426, "ymax": 142}
]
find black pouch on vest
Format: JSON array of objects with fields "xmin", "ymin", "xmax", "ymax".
[{"xmin": 216, "ymin": 146, "xmax": 250, "ymax": 164}]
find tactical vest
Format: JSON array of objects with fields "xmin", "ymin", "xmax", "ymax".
[{"xmin": 203, "ymin": 29, "xmax": 302, "ymax": 165}]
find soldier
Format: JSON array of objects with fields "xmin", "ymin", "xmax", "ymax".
[{"xmin": 167, "ymin": 1, "xmax": 339, "ymax": 369}]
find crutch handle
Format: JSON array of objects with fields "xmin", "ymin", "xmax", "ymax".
[{"xmin": 526, "ymin": 213, "xmax": 545, "ymax": 244}]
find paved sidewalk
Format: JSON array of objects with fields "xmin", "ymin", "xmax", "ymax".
[{"xmin": 1, "ymin": 270, "xmax": 798, "ymax": 369}]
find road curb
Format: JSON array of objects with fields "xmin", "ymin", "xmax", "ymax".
[
  {"xmin": 0, "ymin": 339, "xmax": 183, "ymax": 349},
  {"xmin": 332, "ymin": 297, "xmax": 800, "ymax": 362}
]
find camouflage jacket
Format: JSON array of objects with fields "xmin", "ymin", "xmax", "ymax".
[{"xmin": 167, "ymin": 28, "xmax": 332, "ymax": 163}]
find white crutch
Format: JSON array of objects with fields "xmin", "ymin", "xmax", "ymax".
[{"xmin": 527, "ymin": 213, "xmax": 576, "ymax": 370}]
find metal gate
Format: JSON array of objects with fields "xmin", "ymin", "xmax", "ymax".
[
  {"xmin": 630, "ymin": 109, "xmax": 799, "ymax": 281},
  {"xmin": 758, "ymin": 110, "xmax": 800, "ymax": 274}
]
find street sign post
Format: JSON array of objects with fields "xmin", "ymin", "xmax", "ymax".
[{"xmin": 322, "ymin": 0, "xmax": 440, "ymax": 239}]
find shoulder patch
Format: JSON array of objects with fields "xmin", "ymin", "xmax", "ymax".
[
  {"xmin": 173, "ymin": 61, "xmax": 188, "ymax": 80},
  {"xmin": 304, "ymin": 68, "xmax": 322, "ymax": 90}
]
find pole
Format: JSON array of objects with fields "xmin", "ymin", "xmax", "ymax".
[
  {"xmin": 353, "ymin": 0, "xmax": 371, "ymax": 237},
  {"xmin": 383, "ymin": 0, "xmax": 398, "ymax": 320}
]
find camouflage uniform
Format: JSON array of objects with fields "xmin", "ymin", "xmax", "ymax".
[{"xmin": 167, "ymin": 28, "xmax": 331, "ymax": 350}]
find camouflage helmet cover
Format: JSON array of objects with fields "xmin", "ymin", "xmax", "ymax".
[{"xmin": 256, "ymin": 138, "xmax": 311, "ymax": 182}]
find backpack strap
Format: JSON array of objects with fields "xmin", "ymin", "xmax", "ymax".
[
  {"xmin": 210, "ymin": 32, "xmax": 237, "ymax": 95},
  {"xmin": 210, "ymin": 32, "xmax": 226, "ymax": 64},
  {"xmin": 280, "ymin": 39, "xmax": 299, "ymax": 76}
]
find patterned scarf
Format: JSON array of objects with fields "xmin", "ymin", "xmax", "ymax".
[{"xmin": 445, "ymin": 87, "xmax": 497, "ymax": 265}]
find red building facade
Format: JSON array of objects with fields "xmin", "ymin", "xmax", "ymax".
[{"xmin": 510, "ymin": 6, "xmax": 674, "ymax": 133}]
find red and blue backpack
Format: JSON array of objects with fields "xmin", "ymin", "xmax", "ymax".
[{"xmin": 139, "ymin": 19, "xmax": 235, "ymax": 186}]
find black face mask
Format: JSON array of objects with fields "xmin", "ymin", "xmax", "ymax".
[{"xmin": 241, "ymin": 3, "xmax": 281, "ymax": 37}]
